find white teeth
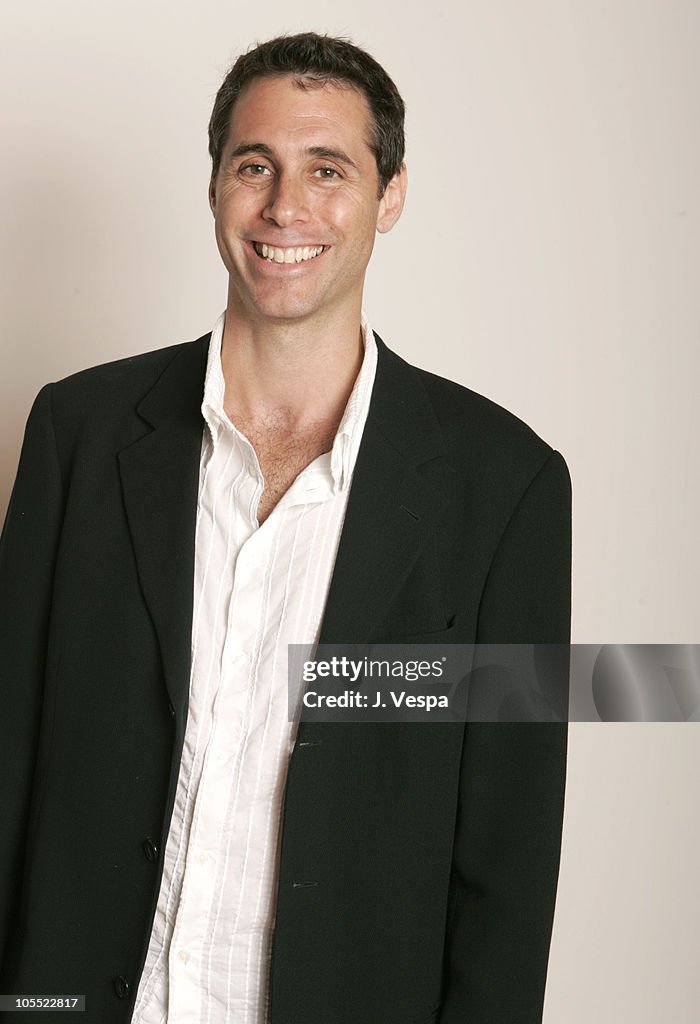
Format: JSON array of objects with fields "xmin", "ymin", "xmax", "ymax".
[{"xmin": 255, "ymin": 243, "xmax": 325, "ymax": 263}]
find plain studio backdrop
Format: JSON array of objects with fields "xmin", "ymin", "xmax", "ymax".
[{"xmin": 1, "ymin": 1, "xmax": 699, "ymax": 1020}]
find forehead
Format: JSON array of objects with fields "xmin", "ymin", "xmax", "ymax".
[{"xmin": 226, "ymin": 75, "xmax": 374, "ymax": 154}]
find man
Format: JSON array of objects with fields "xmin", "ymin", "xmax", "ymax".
[{"xmin": 0, "ymin": 32, "xmax": 571, "ymax": 1024}]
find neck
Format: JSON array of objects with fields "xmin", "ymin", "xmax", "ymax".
[{"xmin": 219, "ymin": 299, "xmax": 366, "ymax": 432}]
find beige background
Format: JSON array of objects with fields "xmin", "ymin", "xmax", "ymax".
[{"xmin": 1, "ymin": 1, "xmax": 699, "ymax": 1020}]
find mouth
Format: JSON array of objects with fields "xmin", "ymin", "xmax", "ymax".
[{"xmin": 251, "ymin": 241, "xmax": 329, "ymax": 264}]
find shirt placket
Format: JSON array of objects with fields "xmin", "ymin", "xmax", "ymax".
[{"xmin": 166, "ymin": 430, "xmax": 268, "ymax": 1020}]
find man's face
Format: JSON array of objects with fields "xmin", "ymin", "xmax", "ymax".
[{"xmin": 209, "ymin": 74, "xmax": 406, "ymax": 326}]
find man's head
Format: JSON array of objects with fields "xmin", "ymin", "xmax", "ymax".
[
  {"xmin": 208, "ymin": 32, "xmax": 405, "ymax": 199},
  {"xmin": 207, "ymin": 33, "xmax": 408, "ymax": 327}
]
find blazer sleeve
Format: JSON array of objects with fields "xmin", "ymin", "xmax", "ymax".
[
  {"xmin": 0, "ymin": 385, "xmax": 64, "ymax": 967},
  {"xmin": 440, "ymin": 449, "xmax": 572, "ymax": 1024}
]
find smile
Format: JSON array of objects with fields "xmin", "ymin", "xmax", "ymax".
[{"xmin": 252, "ymin": 242, "xmax": 328, "ymax": 264}]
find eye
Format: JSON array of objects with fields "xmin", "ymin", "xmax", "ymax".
[
  {"xmin": 314, "ymin": 166, "xmax": 341, "ymax": 180},
  {"xmin": 241, "ymin": 163, "xmax": 272, "ymax": 177}
]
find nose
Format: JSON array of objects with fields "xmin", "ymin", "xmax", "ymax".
[{"xmin": 262, "ymin": 172, "xmax": 311, "ymax": 228}]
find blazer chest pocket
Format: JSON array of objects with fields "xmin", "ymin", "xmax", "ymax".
[
  {"xmin": 373, "ymin": 614, "xmax": 457, "ymax": 645},
  {"xmin": 372, "ymin": 535, "xmax": 456, "ymax": 642}
]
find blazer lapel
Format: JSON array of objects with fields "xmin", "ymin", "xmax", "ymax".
[
  {"xmin": 318, "ymin": 335, "xmax": 455, "ymax": 644},
  {"xmin": 118, "ymin": 336, "xmax": 210, "ymax": 716},
  {"xmin": 117, "ymin": 329, "xmax": 453, "ymax": 706}
]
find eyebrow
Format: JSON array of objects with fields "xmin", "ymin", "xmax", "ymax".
[
  {"xmin": 307, "ymin": 146, "xmax": 359, "ymax": 171},
  {"xmin": 228, "ymin": 142, "xmax": 359, "ymax": 171},
  {"xmin": 229, "ymin": 142, "xmax": 274, "ymax": 160}
]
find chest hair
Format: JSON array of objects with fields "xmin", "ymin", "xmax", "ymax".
[{"xmin": 230, "ymin": 413, "xmax": 338, "ymax": 524}]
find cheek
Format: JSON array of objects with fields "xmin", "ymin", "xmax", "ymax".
[
  {"xmin": 319, "ymin": 194, "xmax": 378, "ymax": 245},
  {"xmin": 215, "ymin": 186, "xmax": 261, "ymax": 231}
]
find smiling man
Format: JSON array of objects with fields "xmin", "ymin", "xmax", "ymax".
[{"xmin": 0, "ymin": 32, "xmax": 571, "ymax": 1024}]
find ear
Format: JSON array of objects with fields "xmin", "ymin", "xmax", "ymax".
[
  {"xmin": 376, "ymin": 163, "xmax": 408, "ymax": 234},
  {"xmin": 208, "ymin": 178, "xmax": 217, "ymax": 215}
]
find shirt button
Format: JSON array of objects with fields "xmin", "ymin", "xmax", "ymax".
[
  {"xmin": 196, "ymin": 853, "xmax": 206, "ymax": 865},
  {"xmin": 142, "ymin": 837, "xmax": 159, "ymax": 863},
  {"xmin": 178, "ymin": 950, "xmax": 191, "ymax": 965},
  {"xmin": 113, "ymin": 976, "xmax": 130, "ymax": 999}
]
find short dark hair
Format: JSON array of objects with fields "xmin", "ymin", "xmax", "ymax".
[{"xmin": 208, "ymin": 32, "xmax": 405, "ymax": 196}]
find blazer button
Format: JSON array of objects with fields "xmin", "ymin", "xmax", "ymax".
[
  {"xmin": 168, "ymin": 701, "xmax": 176, "ymax": 718},
  {"xmin": 113, "ymin": 975, "xmax": 130, "ymax": 999},
  {"xmin": 142, "ymin": 837, "xmax": 159, "ymax": 863}
]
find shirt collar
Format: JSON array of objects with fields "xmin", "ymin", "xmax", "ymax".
[
  {"xmin": 200, "ymin": 311, "xmax": 377, "ymax": 495},
  {"xmin": 200, "ymin": 310, "xmax": 227, "ymax": 446}
]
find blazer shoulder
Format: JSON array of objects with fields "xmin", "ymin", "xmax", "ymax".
[
  {"xmin": 40, "ymin": 334, "xmax": 210, "ymax": 428},
  {"xmin": 388, "ymin": 343, "xmax": 559, "ymax": 471},
  {"xmin": 50, "ymin": 334, "xmax": 208, "ymax": 400}
]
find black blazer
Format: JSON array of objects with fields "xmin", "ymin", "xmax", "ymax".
[{"xmin": 0, "ymin": 331, "xmax": 572, "ymax": 1024}]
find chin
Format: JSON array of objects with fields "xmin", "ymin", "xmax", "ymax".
[
  {"xmin": 249, "ymin": 294, "xmax": 324, "ymax": 323},
  {"xmin": 266, "ymin": 309, "xmax": 320, "ymax": 325}
]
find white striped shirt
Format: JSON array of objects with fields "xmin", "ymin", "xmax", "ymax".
[{"xmin": 131, "ymin": 311, "xmax": 377, "ymax": 1024}]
